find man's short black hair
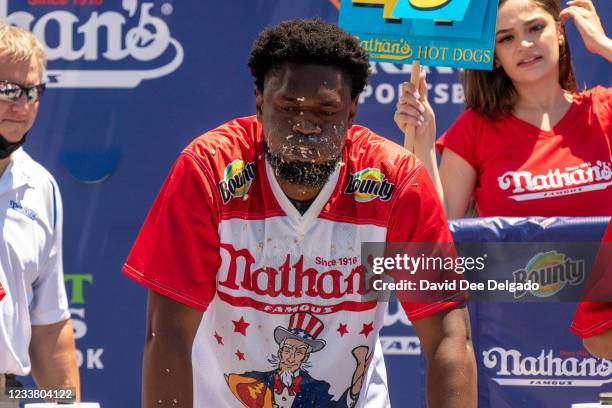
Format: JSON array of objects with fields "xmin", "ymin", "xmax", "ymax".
[{"xmin": 248, "ymin": 18, "xmax": 370, "ymax": 100}]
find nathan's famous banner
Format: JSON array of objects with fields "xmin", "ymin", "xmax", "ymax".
[
  {"xmin": 450, "ymin": 217, "xmax": 612, "ymax": 408},
  {"xmin": 338, "ymin": 0, "xmax": 498, "ymax": 69}
]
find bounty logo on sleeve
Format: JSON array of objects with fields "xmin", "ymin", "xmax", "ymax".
[
  {"xmin": 344, "ymin": 168, "xmax": 395, "ymax": 202},
  {"xmin": 218, "ymin": 159, "xmax": 257, "ymax": 204}
]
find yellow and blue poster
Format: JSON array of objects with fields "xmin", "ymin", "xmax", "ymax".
[{"xmin": 338, "ymin": 0, "xmax": 498, "ymax": 70}]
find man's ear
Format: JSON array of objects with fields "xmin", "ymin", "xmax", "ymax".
[
  {"xmin": 348, "ymin": 98, "xmax": 358, "ymax": 128},
  {"xmin": 255, "ymin": 87, "xmax": 264, "ymax": 120}
]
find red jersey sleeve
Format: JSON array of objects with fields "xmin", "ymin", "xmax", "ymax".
[
  {"xmin": 387, "ymin": 165, "xmax": 465, "ymax": 321},
  {"xmin": 571, "ymin": 219, "xmax": 612, "ymax": 338},
  {"xmin": 0, "ymin": 283, "xmax": 4, "ymax": 301},
  {"xmin": 436, "ymin": 109, "xmax": 482, "ymax": 171},
  {"xmin": 122, "ymin": 151, "xmax": 220, "ymax": 311}
]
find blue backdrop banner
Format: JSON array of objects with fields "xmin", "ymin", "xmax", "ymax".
[{"xmin": 1, "ymin": 0, "xmax": 610, "ymax": 407}]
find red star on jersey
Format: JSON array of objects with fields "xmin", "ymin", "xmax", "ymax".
[
  {"xmin": 360, "ymin": 322, "xmax": 374, "ymax": 338},
  {"xmin": 337, "ymin": 323, "xmax": 348, "ymax": 337},
  {"xmin": 235, "ymin": 349, "xmax": 245, "ymax": 361},
  {"xmin": 213, "ymin": 331, "xmax": 224, "ymax": 345},
  {"xmin": 233, "ymin": 317, "xmax": 250, "ymax": 336}
]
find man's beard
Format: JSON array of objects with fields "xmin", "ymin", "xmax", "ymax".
[
  {"xmin": 279, "ymin": 369, "xmax": 298, "ymax": 388},
  {"xmin": 264, "ymin": 142, "xmax": 340, "ymax": 187},
  {"xmin": 0, "ymin": 133, "xmax": 26, "ymax": 159}
]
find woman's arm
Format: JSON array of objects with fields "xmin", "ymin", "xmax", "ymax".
[
  {"xmin": 439, "ymin": 149, "xmax": 477, "ymax": 219},
  {"xmin": 394, "ymin": 73, "xmax": 477, "ymax": 218},
  {"xmin": 560, "ymin": 0, "xmax": 612, "ymax": 62}
]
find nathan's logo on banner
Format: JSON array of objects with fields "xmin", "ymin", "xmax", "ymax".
[
  {"xmin": 344, "ymin": 168, "xmax": 394, "ymax": 202},
  {"xmin": 483, "ymin": 347, "xmax": 612, "ymax": 387},
  {"xmin": 497, "ymin": 161, "xmax": 612, "ymax": 202},
  {"xmin": 218, "ymin": 160, "xmax": 256, "ymax": 204},
  {"xmin": 511, "ymin": 251, "xmax": 585, "ymax": 299},
  {"xmin": 0, "ymin": 0, "xmax": 184, "ymax": 88}
]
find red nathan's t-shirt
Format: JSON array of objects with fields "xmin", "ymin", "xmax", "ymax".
[
  {"xmin": 571, "ymin": 220, "xmax": 612, "ymax": 339},
  {"xmin": 437, "ymin": 86, "xmax": 612, "ymax": 217},
  {"xmin": 122, "ymin": 116, "xmax": 462, "ymax": 407}
]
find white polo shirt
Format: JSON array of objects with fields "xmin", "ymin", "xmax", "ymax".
[{"xmin": 0, "ymin": 148, "xmax": 70, "ymax": 375}]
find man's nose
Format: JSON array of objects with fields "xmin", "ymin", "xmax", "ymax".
[
  {"xmin": 10, "ymin": 94, "xmax": 30, "ymax": 112},
  {"xmin": 292, "ymin": 115, "xmax": 322, "ymax": 135}
]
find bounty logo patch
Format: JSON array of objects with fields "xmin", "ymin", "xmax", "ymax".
[
  {"xmin": 218, "ymin": 159, "xmax": 256, "ymax": 204},
  {"xmin": 344, "ymin": 168, "xmax": 394, "ymax": 202},
  {"xmin": 512, "ymin": 251, "xmax": 585, "ymax": 299}
]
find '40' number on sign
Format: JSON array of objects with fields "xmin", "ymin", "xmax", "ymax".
[{"xmin": 352, "ymin": 0, "xmax": 452, "ymax": 19}]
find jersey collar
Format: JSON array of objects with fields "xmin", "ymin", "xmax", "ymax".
[{"xmin": 265, "ymin": 158, "xmax": 340, "ymax": 230}]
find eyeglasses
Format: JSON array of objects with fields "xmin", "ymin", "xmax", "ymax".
[{"xmin": 0, "ymin": 80, "xmax": 46, "ymax": 104}]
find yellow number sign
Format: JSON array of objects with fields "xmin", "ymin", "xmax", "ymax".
[
  {"xmin": 352, "ymin": 0, "xmax": 399, "ymax": 19},
  {"xmin": 408, "ymin": 0, "xmax": 451, "ymax": 10}
]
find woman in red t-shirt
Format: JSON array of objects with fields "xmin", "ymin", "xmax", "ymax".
[{"xmin": 394, "ymin": 0, "xmax": 611, "ymax": 219}]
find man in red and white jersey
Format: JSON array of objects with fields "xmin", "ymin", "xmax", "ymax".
[
  {"xmin": 123, "ymin": 19, "xmax": 476, "ymax": 408},
  {"xmin": 571, "ymin": 220, "xmax": 612, "ymax": 358}
]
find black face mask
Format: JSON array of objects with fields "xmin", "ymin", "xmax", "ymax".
[{"xmin": 0, "ymin": 133, "xmax": 26, "ymax": 159}]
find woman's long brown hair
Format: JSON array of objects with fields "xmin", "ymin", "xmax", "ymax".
[{"xmin": 462, "ymin": 0, "xmax": 577, "ymax": 120}]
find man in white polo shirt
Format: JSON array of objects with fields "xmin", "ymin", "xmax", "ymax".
[{"xmin": 0, "ymin": 22, "xmax": 79, "ymax": 406}]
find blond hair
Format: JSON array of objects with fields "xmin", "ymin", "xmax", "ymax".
[{"xmin": 0, "ymin": 22, "xmax": 47, "ymax": 76}]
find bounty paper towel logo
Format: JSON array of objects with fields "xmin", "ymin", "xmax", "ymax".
[
  {"xmin": 483, "ymin": 347, "xmax": 612, "ymax": 387},
  {"xmin": 0, "ymin": 0, "xmax": 184, "ymax": 88},
  {"xmin": 218, "ymin": 160, "xmax": 256, "ymax": 204},
  {"xmin": 512, "ymin": 251, "xmax": 585, "ymax": 299},
  {"xmin": 344, "ymin": 168, "xmax": 394, "ymax": 202}
]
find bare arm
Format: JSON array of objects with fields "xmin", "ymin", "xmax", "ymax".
[
  {"xmin": 395, "ymin": 73, "xmax": 444, "ymax": 202},
  {"xmin": 438, "ymin": 149, "xmax": 477, "ymax": 219},
  {"xmin": 412, "ymin": 306, "xmax": 477, "ymax": 408},
  {"xmin": 583, "ymin": 329, "xmax": 612, "ymax": 359},
  {"xmin": 143, "ymin": 290, "xmax": 203, "ymax": 408},
  {"xmin": 30, "ymin": 319, "xmax": 80, "ymax": 401},
  {"xmin": 394, "ymin": 74, "xmax": 476, "ymax": 218}
]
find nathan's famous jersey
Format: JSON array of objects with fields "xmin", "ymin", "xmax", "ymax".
[{"xmin": 124, "ymin": 116, "xmax": 460, "ymax": 408}]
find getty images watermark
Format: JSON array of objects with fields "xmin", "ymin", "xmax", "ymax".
[{"xmin": 361, "ymin": 242, "xmax": 612, "ymax": 303}]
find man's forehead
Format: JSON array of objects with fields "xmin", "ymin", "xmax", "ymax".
[
  {"xmin": 0, "ymin": 55, "xmax": 42, "ymax": 85},
  {"xmin": 264, "ymin": 63, "xmax": 350, "ymax": 99}
]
